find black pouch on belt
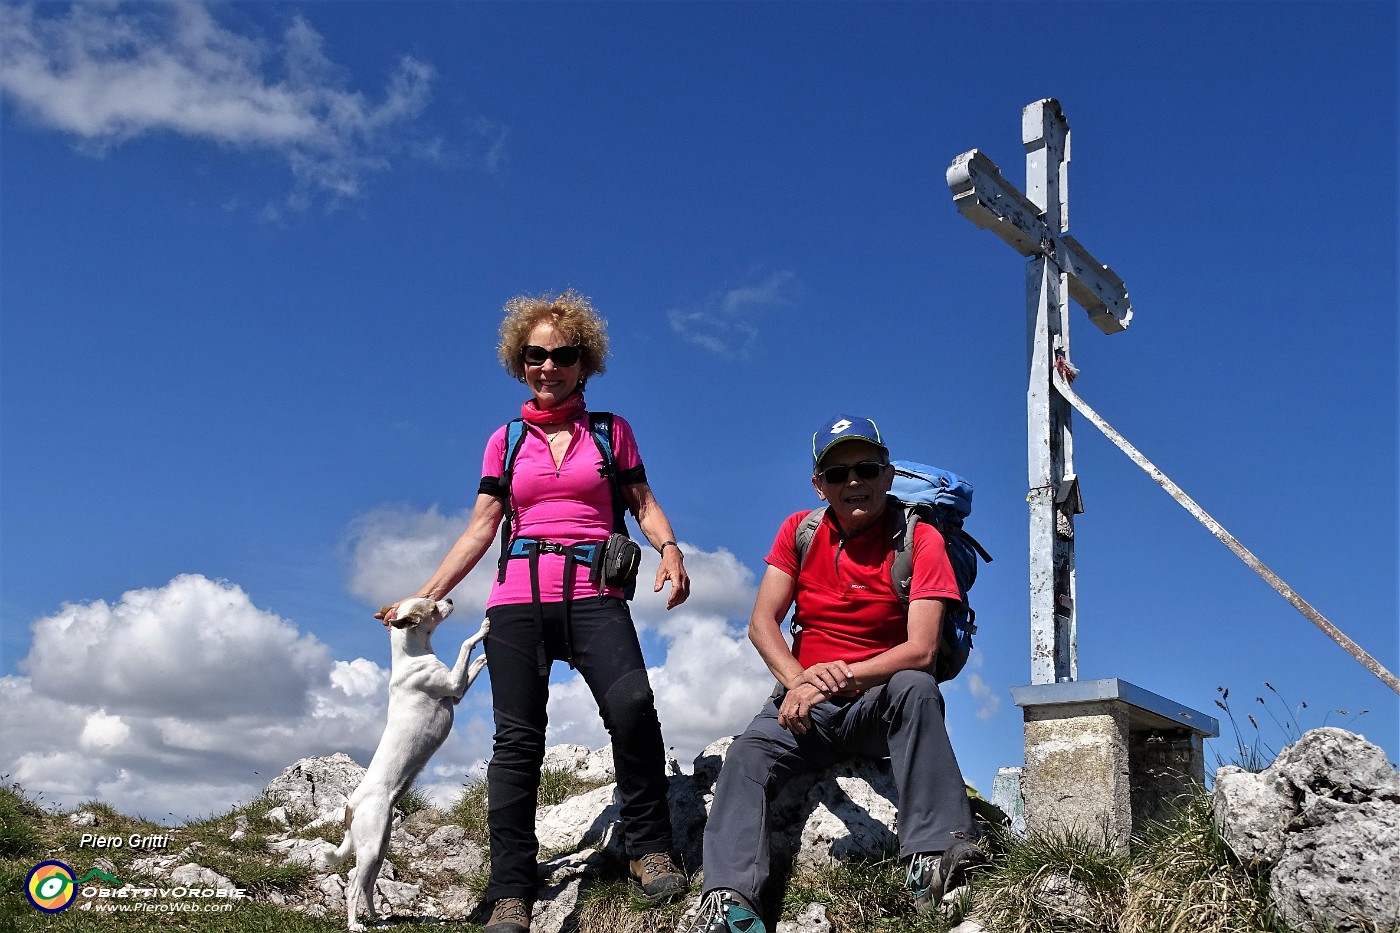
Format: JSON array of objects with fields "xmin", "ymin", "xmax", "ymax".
[{"xmin": 601, "ymin": 533, "xmax": 642, "ymax": 588}]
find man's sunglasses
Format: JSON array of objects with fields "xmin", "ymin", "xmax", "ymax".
[
  {"xmin": 817, "ymin": 461, "xmax": 888, "ymax": 484},
  {"xmin": 522, "ymin": 345, "xmax": 582, "ymax": 367}
]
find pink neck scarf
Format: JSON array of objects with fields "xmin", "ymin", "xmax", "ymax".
[{"xmin": 520, "ymin": 389, "xmax": 587, "ymax": 426}]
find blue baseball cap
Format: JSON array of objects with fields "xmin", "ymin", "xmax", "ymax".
[{"xmin": 811, "ymin": 414, "xmax": 888, "ymax": 467}]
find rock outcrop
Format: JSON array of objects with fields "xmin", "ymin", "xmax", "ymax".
[
  {"xmin": 126, "ymin": 726, "xmax": 1393, "ymax": 932},
  {"xmin": 1214, "ymin": 727, "xmax": 1400, "ymax": 933},
  {"xmin": 262, "ymin": 752, "xmax": 365, "ymax": 821},
  {"xmin": 224, "ymin": 737, "xmax": 915, "ymax": 930}
]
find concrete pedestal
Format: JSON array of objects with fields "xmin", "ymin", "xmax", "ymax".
[{"xmin": 1010, "ymin": 678, "xmax": 1218, "ymax": 851}]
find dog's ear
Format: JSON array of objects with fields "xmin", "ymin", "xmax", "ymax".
[{"xmin": 390, "ymin": 599, "xmax": 431, "ymax": 629}]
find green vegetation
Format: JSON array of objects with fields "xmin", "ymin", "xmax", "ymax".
[
  {"xmin": 3, "ymin": 772, "xmax": 1302, "ymax": 933},
  {"xmin": 448, "ymin": 776, "xmax": 490, "ymax": 847}
]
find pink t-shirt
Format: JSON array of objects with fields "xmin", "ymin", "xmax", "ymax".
[{"xmin": 483, "ymin": 414, "xmax": 644, "ymax": 607}]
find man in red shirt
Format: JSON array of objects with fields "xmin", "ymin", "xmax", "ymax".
[{"xmin": 684, "ymin": 415, "xmax": 983, "ymax": 933}]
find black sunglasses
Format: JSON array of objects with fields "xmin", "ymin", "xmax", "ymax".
[
  {"xmin": 522, "ymin": 344, "xmax": 582, "ymax": 367},
  {"xmin": 817, "ymin": 461, "xmax": 888, "ymax": 484}
]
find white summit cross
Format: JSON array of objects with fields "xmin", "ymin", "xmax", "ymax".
[{"xmin": 946, "ymin": 99, "xmax": 1133, "ymax": 686}]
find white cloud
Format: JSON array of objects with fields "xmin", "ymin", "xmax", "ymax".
[
  {"xmin": 345, "ymin": 504, "xmax": 496, "ymax": 618},
  {"xmin": 963, "ymin": 672, "xmax": 1002, "ymax": 721},
  {"xmin": 79, "ymin": 711, "xmax": 132, "ymax": 751},
  {"xmin": 628, "ymin": 542, "xmax": 759, "ymax": 628},
  {"xmin": 22, "ymin": 574, "xmax": 329, "ymax": 720},
  {"xmin": 0, "ymin": 1, "xmax": 435, "ymax": 203},
  {"xmin": 667, "ymin": 270, "xmax": 798, "ymax": 358},
  {"xmin": 1, "ymin": 574, "xmax": 497, "ymax": 822}
]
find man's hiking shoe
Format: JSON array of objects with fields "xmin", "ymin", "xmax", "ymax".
[
  {"xmin": 628, "ymin": 851, "xmax": 688, "ymax": 903},
  {"xmin": 484, "ymin": 896, "xmax": 532, "ymax": 933},
  {"xmin": 906, "ymin": 839, "xmax": 987, "ymax": 913},
  {"xmin": 682, "ymin": 888, "xmax": 766, "ymax": 933}
]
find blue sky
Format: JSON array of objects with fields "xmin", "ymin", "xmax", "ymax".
[{"xmin": 2, "ymin": 1, "xmax": 1395, "ymax": 823}]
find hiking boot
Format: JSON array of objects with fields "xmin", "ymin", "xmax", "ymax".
[
  {"xmin": 682, "ymin": 888, "xmax": 766, "ymax": 933},
  {"xmin": 484, "ymin": 896, "xmax": 532, "ymax": 933},
  {"xmin": 906, "ymin": 839, "xmax": 987, "ymax": 913},
  {"xmin": 627, "ymin": 850, "xmax": 688, "ymax": 903}
]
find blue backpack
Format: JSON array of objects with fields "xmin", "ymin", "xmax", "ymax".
[{"xmin": 793, "ymin": 461, "xmax": 992, "ymax": 682}]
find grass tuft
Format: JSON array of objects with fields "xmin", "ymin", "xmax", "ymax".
[
  {"xmin": 575, "ymin": 875, "xmax": 694, "ymax": 933},
  {"xmin": 449, "ymin": 776, "xmax": 491, "ymax": 846},
  {"xmin": 0, "ymin": 783, "xmax": 46, "ymax": 860},
  {"xmin": 1120, "ymin": 792, "xmax": 1278, "ymax": 933},
  {"xmin": 1213, "ymin": 683, "xmax": 1370, "ymax": 774},
  {"xmin": 971, "ymin": 825, "xmax": 1130, "ymax": 933},
  {"xmin": 538, "ymin": 767, "xmax": 611, "ymax": 807},
  {"xmin": 397, "ymin": 783, "xmax": 433, "ymax": 817}
]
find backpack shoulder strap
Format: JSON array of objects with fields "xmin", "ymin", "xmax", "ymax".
[
  {"xmin": 588, "ymin": 411, "xmax": 629, "ymax": 535},
  {"xmin": 793, "ymin": 507, "xmax": 826, "ymax": 570},
  {"xmin": 888, "ymin": 497, "xmax": 919, "ymax": 604},
  {"xmin": 497, "ymin": 419, "xmax": 528, "ymax": 582},
  {"xmin": 502, "ymin": 418, "xmax": 528, "ymax": 483}
]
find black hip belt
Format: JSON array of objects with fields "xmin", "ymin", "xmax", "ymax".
[
  {"xmin": 497, "ymin": 536, "xmax": 606, "ymax": 673},
  {"xmin": 501, "ymin": 537, "xmax": 602, "ymax": 569}
]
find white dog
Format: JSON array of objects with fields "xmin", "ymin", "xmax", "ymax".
[{"xmin": 322, "ymin": 597, "xmax": 489, "ymax": 931}]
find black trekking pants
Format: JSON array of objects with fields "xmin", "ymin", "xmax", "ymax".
[{"xmin": 483, "ymin": 596, "xmax": 673, "ymax": 901}]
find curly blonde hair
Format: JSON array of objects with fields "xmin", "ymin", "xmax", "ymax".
[{"xmin": 497, "ymin": 290, "xmax": 610, "ymax": 384}]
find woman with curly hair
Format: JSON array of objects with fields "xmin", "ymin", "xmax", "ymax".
[{"xmin": 379, "ymin": 290, "xmax": 690, "ymax": 932}]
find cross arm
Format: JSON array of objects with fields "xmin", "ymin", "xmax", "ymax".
[
  {"xmin": 947, "ymin": 149, "xmax": 1134, "ymax": 335},
  {"xmin": 1059, "ymin": 234, "xmax": 1133, "ymax": 334},
  {"xmin": 947, "ymin": 149, "xmax": 1051, "ymax": 258}
]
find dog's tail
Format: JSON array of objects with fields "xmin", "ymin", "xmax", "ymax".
[{"xmin": 319, "ymin": 804, "xmax": 356, "ymax": 869}]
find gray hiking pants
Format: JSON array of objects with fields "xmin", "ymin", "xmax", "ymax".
[{"xmin": 700, "ymin": 669, "xmax": 973, "ymax": 905}]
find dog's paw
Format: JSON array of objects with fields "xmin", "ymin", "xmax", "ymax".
[{"xmin": 316, "ymin": 842, "xmax": 344, "ymax": 870}]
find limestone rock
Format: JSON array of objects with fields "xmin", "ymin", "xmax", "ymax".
[
  {"xmin": 68, "ymin": 810, "xmax": 99, "ymax": 827},
  {"xmin": 692, "ymin": 736, "xmax": 733, "ymax": 790},
  {"xmin": 535, "ymin": 783, "xmax": 622, "ymax": 854},
  {"xmin": 777, "ymin": 902, "xmax": 832, "ymax": 933},
  {"xmin": 1213, "ymin": 764, "xmax": 1294, "ymax": 865},
  {"xmin": 268, "ymin": 836, "xmax": 333, "ymax": 867},
  {"xmin": 530, "ymin": 877, "xmax": 581, "ymax": 932},
  {"xmin": 769, "ymin": 757, "xmax": 900, "ymax": 868},
  {"xmin": 128, "ymin": 855, "xmax": 178, "ymax": 879},
  {"xmin": 1271, "ymin": 796, "xmax": 1400, "ymax": 933},
  {"xmin": 667, "ymin": 772, "xmax": 711, "ymax": 869},
  {"xmin": 1213, "ymin": 727, "xmax": 1400, "ymax": 933},
  {"xmin": 950, "ymin": 921, "xmax": 989, "ymax": 933},
  {"xmin": 542, "ymin": 743, "xmax": 617, "ymax": 783},
  {"xmin": 263, "ymin": 753, "xmax": 366, "ymax": 820},
  {"xmin": 374, "ymin": 878, "xmax": 421, "ymax": 912},
  {"xmin": 168, "ymin": 863, "xmax": 236, "ymax": 890}
]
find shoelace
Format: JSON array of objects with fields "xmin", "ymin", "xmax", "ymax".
[
  {"xmin": 906, "ymin": 853, "xmax": 937, "ymax": 894},
  {"xmin": 491, "ymin": 898, "xmax": 531, "ymax": 924},
  {"xmin": 637, "ymin": 851, "xmax": 677, "ymax": 879},
  {"xmin": 694, "ymin": 889, "xmax": 731, "ymax": 928}
]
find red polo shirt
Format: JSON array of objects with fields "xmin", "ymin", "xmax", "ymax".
[{"xmin": 765, "ymin": 508, "xmax": 960, "ymax": 667}]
